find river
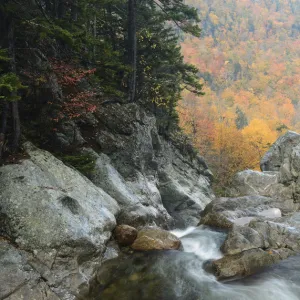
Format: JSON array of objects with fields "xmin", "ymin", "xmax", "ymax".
[{"xmin": 88, "ymin": 226, "xmax": 300, "ymax": 300}]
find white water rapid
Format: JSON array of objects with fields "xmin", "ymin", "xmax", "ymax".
[{"xmin": 172, "ymin": 226, "xmax": 300, "ymax": 300}]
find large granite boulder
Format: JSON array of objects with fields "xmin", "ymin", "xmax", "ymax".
[
  {"xmin": 88, "ymin": 150, "xmax": 172, "ymax": 228},
  {"xmin": 259, "ymin": 131, "xmax": 300, "ymax": 204},
  {"xmin": 200, "ymin": 195, "xmax": 283, "ymax": 228},
  {"xmin": 228, "ymin": 170, "xmax": 297, "ymax": 213},
  {"xmin": 0, "ymin": 143, "xmax": 119, "ymax": 299},
  {"xmin": 212, "ymin": 215, "xmax": 300, "ymax": 280},
  {"xmin": 260, "ymin": 131, "xmax": 300, "ymax": 173},
  {"xmin": 222, "ymin": 219, "xmax": 300, "ymax": 255}
]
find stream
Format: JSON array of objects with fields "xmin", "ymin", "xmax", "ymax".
[{"xmin": 90, "ymin": 226, "xmax": 300, "ymax": 300}]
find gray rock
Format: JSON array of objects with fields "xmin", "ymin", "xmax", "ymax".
[
  {"xmin": 0, "ymin": 240, "xmax": 60, "ymax": 300},
  {"xmin": 229, "ymin": 170, "xmax": 279, "ymax": 197},
  {"xmin": 228, "ymin": 169, "xmax": 297, "ymax": 213},
  {"xmin": 212, "ymin": 248, "xmax": 289, "ymax": 280},
  {"xmin": 88, "ymin": 103, "xmax": 214, "ymax": 228},
  {"xmin": 260, "ymin": 131, "xmax": 300, "ymax": 172},
  {"xmin": 0, "ymin": 143, "xmax": 120, "ymax": 299},
  {"xmin": 200, "ymin": 195, "xmax": 285, "ymax": 228},
  {"xmin": 88, "ymin": 150, "xmax": 172, "ymax": 228},
  {"xmin": 221, "ymin": 225, "xmax": 266, "ymax": 255}
]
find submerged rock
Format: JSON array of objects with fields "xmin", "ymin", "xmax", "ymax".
[
  {"xmin": 114, "ymin": 225, "xmax": 138, "ymax": 246},
  {"xmin": 78, "ymin": 251, "xmax": 205, "ymax": 300},
  {"xmin": 131, "ymin": 228, "xmax": 182, "ymax": 251}
]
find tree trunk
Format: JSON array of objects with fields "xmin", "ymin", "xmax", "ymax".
[
  {"xmin": 58, "ymin": 0, "xmax": 65, "ymax": 19},
  {"xmin": 8, "ymin": 15, "xmax": 21, "ymax": 153},
  {"xmin": 11, "ymin": 101, "xmax": 21, "ymax": 152},
  {"xmin": 0, "ymin": 102, "xmax": 9, "ymax": 158},
  {"xmin": 128, "ymin": 0, "xmax": 137, "ymax": 102},
  {"xmin": 93, "ymin": 13, "xmax": 97, "ymax": 59},
  {"xmin": 71, "ymin": 0, "xmax": 78, "ymax": 21}
]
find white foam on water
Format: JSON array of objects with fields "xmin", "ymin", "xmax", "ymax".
[
  {"xmin": 172, "ymin": 226, "xmax": 300, "ymax": 300},
  {"xmin": 172, "ymin": 226, "xmax": 225, "ymax": 261}
]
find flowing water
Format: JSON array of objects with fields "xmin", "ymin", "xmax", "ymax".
[
  {"xmin": 172, "ymin": 226, "xmax": 300, "ymax": 300},
  {"xmin": 89, "ymin": 226, "xmax": 300, "ymax": 300}
]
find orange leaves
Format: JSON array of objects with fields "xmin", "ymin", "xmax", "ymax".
[{"xmin": 178, "ymin": 0, "xmax": 300, "ymax": 190}]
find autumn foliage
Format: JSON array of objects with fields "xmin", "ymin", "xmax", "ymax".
[
  {"xmin": 178, "ymin": 0, "xmax": 300, "ymax": 191},
  {"xmin": 50, "ymin": 59, "xmax": 97, "ymax": 122}
]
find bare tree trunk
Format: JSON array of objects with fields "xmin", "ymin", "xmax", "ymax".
[{"xmin": 128, "ymin": 0, "xmax": 137, "ymax": 102}]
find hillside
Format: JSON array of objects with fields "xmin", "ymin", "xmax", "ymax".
[{"xmin": 179, "ymin": 0, "xmax": 300, "ymax": 190}]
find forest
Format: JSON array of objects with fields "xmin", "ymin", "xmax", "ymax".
[
  {"xmin": 179, "ymin": 0, "xmax": 300, "ymax": 191},
  {"xmin": 0, "ymin": 0, "xmax": 203, "ymax": 162},
  {"xmin": 1, "ymin": 0, "xmax": 300, "ymax": 193}
]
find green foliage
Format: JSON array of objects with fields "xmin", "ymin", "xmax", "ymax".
[
  {"xmin": 0, "ymin": 49, "xmax": 10, "ymax": 64},
  {"xmin": 0, "ymin": 0, "xmax": 203, "ymax": 143},
  {"xmin": 58, "ymin": 153, "xmax": 96, "ymax": 177},
  {"xmin": 0, "ymin": 73, "xmax": 26, "ymax": 101}
]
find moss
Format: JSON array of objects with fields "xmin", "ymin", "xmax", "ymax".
[{"xmin": 57, "ymin": 153, "xmax": 96, "ymax": 177}]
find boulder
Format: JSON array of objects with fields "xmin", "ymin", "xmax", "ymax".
[
  {"xmin": 260, "ymin": 131, "xmax": 300, "ymax": 173},
  {"xmin": 229, "ymin": 170, "xmax": 297, "ymax": 213},
  {"xmin": 0, "ymin": 240, "xmax": 60, "ymax": 300},
  {"xmin": 0, "ymin": 142, "xmax": 120, "ymax": 299},
  {"xmin": 221, "ymin": 225, "xmax": 266, "ymax": 255},
  {"xmin": 229, "ymin": 170, "xmax": 279, "ymax": 197},
  {"xmin": 88, "ymin": 150, "xmax": 172, "ymax": 228},
  {"xmin": 200, "ymin": 195, "xmax": 284, "ymax": 229},
  {"xmin": 131, "ymin": 228, "xmax": 182, "ymax": 251},
  {"xmin": 212, "ymin": 248, "xmax": 291, "ymax": 280},
  {"xmin": 114, "ymin": 225, "xmax": 138, "ymax": 246}
]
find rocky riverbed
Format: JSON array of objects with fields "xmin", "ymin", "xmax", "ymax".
[{"xmin": 2, "ymin": 105, "xmax": 300, "ymax": 300}]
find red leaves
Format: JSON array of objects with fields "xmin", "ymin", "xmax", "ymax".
[
  {"xmin": 50, "ymin": 59, "xmax": 96, "ymax": 87},
  {"xmin": 49, "ymin": 59, "xmax": 98, "ymax": 123}
]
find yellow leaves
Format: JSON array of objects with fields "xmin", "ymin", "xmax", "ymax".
[
  {"xmin": 209, "ymin": 13, "xmax": 219, "ymax": 25},
  {"xmin": 242, "ymin": 119, "xmax": 277, "ymax": 164}
]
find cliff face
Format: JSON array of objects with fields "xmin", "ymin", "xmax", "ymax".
[
  {"xmin": 55, "ymin": 102, "xmax": 214, "ymax": 229},
  {"xmin": 0, "ymin": 102, "xmax": 214, "ymax": 300}
]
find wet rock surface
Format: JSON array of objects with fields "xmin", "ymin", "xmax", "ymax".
[
  {"xmin": 131, "ymin": 228, "xmax": 182, "ymax": 251},
  {"xmin": 0, "ymin": 103, "xmax": 214, "ymax": 299},
  {"xmin": 114, "ymin": 225, "xmax": 138, "ymax": 246}
]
